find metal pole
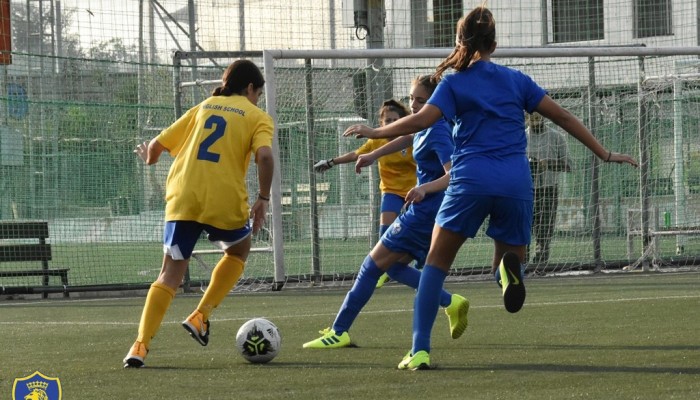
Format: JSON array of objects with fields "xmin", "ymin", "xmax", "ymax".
[
  {"xmin": 239, "ymin": 0, "xmax": 245, "ymax": 51},
  {"xmin": 304, "ymin": 59, "xmax": 321, "ymax": 283},
  {"xmin": 638, "ymin": 56, "xmax": 651, "ymax": 271},
  {"xmin": 588, "ymin": 57, "xmax": 602, "ymax": 269},
  {"xmin": 263, "ymin": 50, "xmax": 287, "ymax": 290},
  {"xmin": 187, "ymin": 0, "xmax": 199, "ymax": 104}
]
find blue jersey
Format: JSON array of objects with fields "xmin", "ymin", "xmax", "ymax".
[
  {"xmin": 381, "ymin": 119, "xmax": 455, "ymax": 261},
  {"xmin": 428, "ymin": 60, "xmax": 546, "ymax": 201},
  {"xmin": 413, "ymin": 118, "xmax": 454, "ymax": 187}
]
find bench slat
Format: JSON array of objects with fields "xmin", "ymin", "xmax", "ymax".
[
  {"xmin": 0, "ymin": 222, "xmax": 49, "ymax": 239},
  {"xmin": 0, "ymin": 244, "xmax": 52, "ymax": 262},
  {"xmin": 0, "ymin": 268, "xmax": 69, "ymax": 277}
]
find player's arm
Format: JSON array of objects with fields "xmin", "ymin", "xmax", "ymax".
[
  {"xmin": 313, "ymin": 151, "xmax": 359, "ymax": 172},
  {"xmin": 344, "ymin": 105, "xmax": 442, "ymax": 139},
  {"xmin": 251, "ymin": 146, "xmax": 274, "ymax": 234},
  {"xmin": 355, "ymin": 135, "xmax": 413, "ymax": 173},
  {"xmin": 535, "ymin": 96, "xmax": 637, "ymax": 167},
  {"xmin": 405, "ymin": 162, "xmax": 451, "ymax": 204},
  {"xmin": 134, "ymin": 138, "xmax": 168, "ymax": 165}
]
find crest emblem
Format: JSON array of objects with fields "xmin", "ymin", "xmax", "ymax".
[
  {"xmin": 12, "ymin": 371, "xmax": 62, "ymax": 400},
  {"xmin": 391, "ymin": 221, "xmax": 402, "ymax": 235}
]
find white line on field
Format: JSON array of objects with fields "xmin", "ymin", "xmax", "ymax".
[{"xmin": 0, "ymin": 294, "xmax": 697, "ymax": 326}]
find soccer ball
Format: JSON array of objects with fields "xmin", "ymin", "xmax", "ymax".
[{"xmin": 235, "ymin": 318, "xmax": 282, "ymax": 364}]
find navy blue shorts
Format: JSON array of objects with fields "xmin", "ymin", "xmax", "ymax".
[
  {"xmin": 381, "ymin": 194, "xmax": 443, "ymax": 261},
  {"xmin": 163, "ymin": 221, "xmax": 251, "ymax": 260},
  {"xmin": 436, "ymin": 193, "xmax": 532, "ymax": 246},
  {"xmin": 380, "ymin": 192, "xmax": 406, "ymax": 214}
]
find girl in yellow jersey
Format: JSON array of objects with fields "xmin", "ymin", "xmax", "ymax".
[
  {"xmin": 123, "ymin": 60, "xmax": 274, "ymax": 368},
  {"xmin": 314, "ymin": 99, "xmax": 416, "ymax": 286}
]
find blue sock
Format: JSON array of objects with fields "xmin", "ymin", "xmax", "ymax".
[
  {"xmin": 386, "ymin": 262, "xmax": 452, "ymax": 307},
  {"xmin": 412, "ymin": 265, "xmax": 447, "ymax": 354},
  {"xmin": 379, "ymin": 224, "xmax": 390, "ymax": 237},
  {"xmin": 332, "ymin": 255, "xmax": 383, "ymax": 334}
]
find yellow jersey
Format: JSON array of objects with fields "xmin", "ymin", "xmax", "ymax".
[
  {"xmin": 356, "ymin": 138, "xmax": 417, "ymax": 198},
  {"xmin": 156, "ymin": 95, "xmax": 274, "ymax": 229}
]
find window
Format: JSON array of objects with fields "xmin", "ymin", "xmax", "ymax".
[
  {"xmin": 550, "ymin": 0, "xmax": 604, "ymax": 43},
  {"xmin": 411, "ymin": 0, "xmax": 463, "ymax": 48},
  {"xmin": 634, "ymin": 0, "xmax": 672, "ymax": 38}
]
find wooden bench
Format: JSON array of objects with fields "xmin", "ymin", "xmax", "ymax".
[{"xmin": 0, "ymin": 221, "xmax": 70, "ymax": 298}]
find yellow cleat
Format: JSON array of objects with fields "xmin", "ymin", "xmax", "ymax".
[
  {"xmin": 123, "ymin": 341, "xmax": 148, "ymax": 368},
  {"xmin": 302, "ymin": 328, "xmax": 352, "ymax": 349},
  {"xmin": 500, "ymin": 252, "xmax": 526, "ymax": 313},
  {"xmin": 375, "ymin": 273, "xmax": 390, "ymax": 288},
  {"xmin": 444, "ymin": 294, "xmax": 469, "ymax": 339},
  {"xmin": 397, "ymin": 350, "xmax": 431, "ymax": 370},
  {"xmin": 182, "ymin": 310, "xmax": 210, "ymax": 346}
]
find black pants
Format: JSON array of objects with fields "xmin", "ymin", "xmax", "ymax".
[{"xmin": 529, "ymin": 186, "xmax": 558, "ymax": 263}]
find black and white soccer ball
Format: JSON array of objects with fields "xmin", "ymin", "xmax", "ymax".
[{"xmin": 235, "ymin": 318, "xmax": 281, "ymax": 364}]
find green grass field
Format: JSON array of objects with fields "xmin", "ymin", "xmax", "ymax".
[{"xmin": 1, "ymin": 272, "xmax": 699, "ymax": 399}]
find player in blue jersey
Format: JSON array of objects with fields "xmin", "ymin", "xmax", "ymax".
[
  {"xmin": 123, "ymin": 60, "xmax": 274, "ymax": 368},
  {"xmin": 303, "ymin": 75, "xmax": 469, "ymax": 349},
  {"xmin": 344, "ymin": 6, "xmax": 638, "ymax": 370}
]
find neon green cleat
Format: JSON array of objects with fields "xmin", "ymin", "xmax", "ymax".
[
  {"xmin": 499, "ymin": 252, "xmax": 526, "ymax": 313},
  {"xmin": 123, "ymin": 341, "xmax": 148, "ymax": 368},
  {"xmin": 375, "ymin": 273, "xmax": 390, "ymax": 288},
  {"xmin": 397, "ymin": 350, "xmax": 431, "ymax": 370},
  {"xmin": 444, "ymin": 294, "xmax": 469, "ymax": 339},
  {"xmin": 302, "ymin": 328, "xmax": 352, "ymax": 349}
]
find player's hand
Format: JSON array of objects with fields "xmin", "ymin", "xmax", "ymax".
[
  {"xmin": 133, "ymin": 141, "xmax": 149, "ymax": 163},
  {"xmin": 250, "ymin": 198, "xmax": 269, "ymax": 235},
  {"xmin": 606, "ymin": 152, "xmax": 639, "ymax": 168},
  {"xmin": 355, "ymin": 154, "xmax": 376, "ymax": 173},
  {"xmin": 343, "ymin": 124, "xmax": 376, "ymax": 138},
  {"xmin": 313, "ymin": 159, "xmax": 335, "ymax": 173},
  {"xmin": 405, "ymin": 186, "xmax": 426, "ymax": 204}
]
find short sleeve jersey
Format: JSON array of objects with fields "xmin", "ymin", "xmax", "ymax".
[
  {"xmin": 413, "ymin": 118, "xmax": 454, "ymax": 187},
  {"xmin": 356, "ymin": 138, "xmax": 417, "ymax": 198},
  {"xmin": 526, "ymin": 126, "xmax": 570, "ymax": 188},
  {"xmin": 428, "ymin": 61, "xmax": 547, "ymax": 200},
  {"xmin": 156, "ymin": 95, "xmax": 274, "ymax": 229}
]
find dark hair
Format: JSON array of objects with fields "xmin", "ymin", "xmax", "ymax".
[
  {"xmin": 379, "ymin": 99, "xmax": 410, "ymax": 120},
  {"xmin": 433, "ymin": 6, "xmax": 496, "ymax": 81},
  {"xmin": 412, "ymin": 74, "xmax": 439, "ymax": 95},
  {"xmin": 212, "ymin": 59, "xmax": 265, "ymax": 96}
]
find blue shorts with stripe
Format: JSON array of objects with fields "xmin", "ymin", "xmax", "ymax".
[
  {"xmin": 380, "ymin": 193, "xmax": 443, "ymax": 261},
  {"xmin": 163, "ymin": 220, "xmax": 252, "ymax": 260},
  {"xmin": 436, "ymin": 193, "xmax": 532, "ymax": 246}
]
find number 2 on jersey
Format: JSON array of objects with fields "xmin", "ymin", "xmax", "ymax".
[{"xmin": 197, "ymin": 115, "xmax": 226, "ymax": 162}]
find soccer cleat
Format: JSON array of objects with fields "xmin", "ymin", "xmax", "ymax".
[
  {"xmin": 444, "ymin": 294, "xmax": 470, "ymax": 339},
  {"xmin": 182, "ymin": 310, "xmax": 210, "ymax": 346},
  {"xmin": 375, "ymin": 273, "xmax": 390, "ymax": 288},
  {"xmin": 397, "ymin": 350, "xmax": 431, "ymax": 370},
  {"xmin": 499, "ymin": 252, "xmax": 526, "ymax": 313},
  {"xmin": 123, "ymin": 341, "xmax": 148, "ymax": 368},
  {"xmin": 302, "ymin": 328, "xmax": 352, "ymax": 349}
]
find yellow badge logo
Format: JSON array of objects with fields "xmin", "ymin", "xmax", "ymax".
[{"xmin": 12, "ymin": 371, "xmax": 62, "ymax": 400}]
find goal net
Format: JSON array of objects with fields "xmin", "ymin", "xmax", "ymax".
[{"xmin": 171, "ymin": 47, "xmax": 700, "ymax": 291}]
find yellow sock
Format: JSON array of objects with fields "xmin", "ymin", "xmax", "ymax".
[
  {"xmin": 197, "ymin": 255, "xmax": 244, "ymax": 320},
  {"xmin": 136, "ymin": 282, "xmax": 176, "ymax": 347}
]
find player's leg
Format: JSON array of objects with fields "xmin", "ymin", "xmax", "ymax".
[
  {"xmin": 399, "ymin": 224, "xmax": 466, "ymax": 370},
  {"xmin": 124, "ymin": 221, "xmax": 200, "ymax": 367},
  {"xmin": 380, "ymin": 202, "xmax": 469, "ymax": 339},
  {"xmin": 303, "ymin": 242, "xmax": 401, "ymax": 349},
  {"xmin": 376, "ymin": 192, "xmax": 404, "ymax": 288},
  {"xmin": 183, "ymin": 224, "xmax": 252, "ymax": 346},
  {"xmin": 488, "ymin": 196, "xmax": 531, "ymax": 313}
]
